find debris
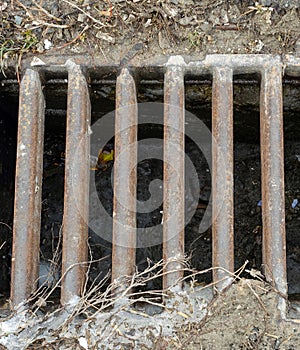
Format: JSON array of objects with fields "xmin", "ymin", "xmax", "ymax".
[
  {"xmin": 0, "ymin": 1, "xmax": 7, "ymax": 11},
  {"xmin": 177, "ymin": 311, "xmax": 190, "ymax": 319},
  {"xmin": 160, "ymin": 210, "xmax": 164, "ymax": 224},
  {"xmin": 254, "ymin": 39, "xmax": 264, "ymax": 52},
  {"xmin": 257, "ymin": 199, "xmax": 262, "ymax": 207},
  {"xmin": 44, "ymin": 39, "xmax": 52, "ymax": 50},
  {"xmin": 98, "ymin": 149, "xmax": 114, "ymax": 164},
  {"xmin": 78, "ymin": 13, "xmax": 86, "ymax": 22},
  {"xmin": 78, "ymin": 337, "xmax": 88, "ymax": 350},
  {"xmin": 246, "ymin": 268, "xmax": 264, "ymax": 280},
  {"xmin": 95, "ymin": 32, "xmax": 115, "ymax": 44},
  {"xmin": 265, "ymin": 10, "xmax": 272, "ymax": 25},
  {"xmin": 14, "ymin": 15, "xmax": 23, "ymax": 26},
  {"xmin": 31, "ymin": 57, "xmax": 46, "ymax": 66},
  {"xmin": 36, "ymin": 42, "xmax": 45, "ymax": 53},
  {"xmin": 179, "ymin": 16, "xmax": 197, "ymax": 26},
  {"xmin": 125, "ymin": 13, "xmax": 136, "ymax": 22},
  {"xmin": 162, "ymin": 3, "xmax": 178, "ymax": 18},
  {"xmin": 90, "ymin": 155, "xmax": 99, "ymax": 170},
  {"xmin": 91, "ymin": 148, "xmax": 114, "ymax": 171},
  {"xmin": 292, "ymin": 198, "xmax": 298, "ymax": 209},
  {"xmin": 144, "ymin": 19, "xmax": 151, "ymax": 28}
]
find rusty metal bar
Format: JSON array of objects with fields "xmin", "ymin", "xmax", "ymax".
[
  {"xmin": 260, "ymin": 65, "xmax": 287, "ymax": 296},
  {"xmin": 10, "ymin": 69, "xmax": 45, "ymax": 307},
  {"xmin": 61, "ymin": 61, "xmax": 91, "ymax": 305},
  {"xmin": 163, "ymin": 66, "xmax": 185, "ymax": 290},
  {"xmin": 111, "ymin": 68, "xmax": 137, "ymax": 289},
  {"xmin": 211, "ymin": 67, "xmax": 234, "ymax": 291}
]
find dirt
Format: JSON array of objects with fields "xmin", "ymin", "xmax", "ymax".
[
  {"xmin": 0, "ymin": 0, "xmax": 300, "ymax": 70},
  {"xmin": 0, "ymin": 278, "xmax": 300, "ymax": 349},
  {"xmin": 171, "ymin": 280, "xmax": 300, "ymax": 350},
  {"xmin": 1, "ymin": 0, "xmax": 300, "ymax": 349}
]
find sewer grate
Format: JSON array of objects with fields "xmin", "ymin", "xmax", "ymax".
[{"xmin": 5, "ymin": 53, "xmax": 300, "ymax": 322}]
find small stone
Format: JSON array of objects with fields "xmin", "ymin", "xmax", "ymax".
[
  {"xmin": 144, "ymin": 19, "xmax": 151, "ymax": 28},
  {"xmin": 200, "ymin": 22, "xmax": 211, "ymax": 32},
  {"xmin": 77, "ymin": 13, "xmax": 86, "ymax": 22},
  {"xmin": 78, "ymin": 337, "xmax": 88, "ymax": 350},
  {"xmin": 44, "ymin": 39, "xmax": 52, "ymax": 50},
  {"xmin": 14, "ymin": 15, "xmax": 23, "ymax": 26},
  {"xmin": 179, "ymin": 16, "xmax": 196, "ymax": 26},
  {"xmin": 292, "ymin": 199, "xmax": 298, "ymax": 209}
]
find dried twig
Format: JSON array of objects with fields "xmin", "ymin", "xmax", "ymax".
[
  {"xmin": 0, "ymin": 222, "xmax": 12, "ymax": 231},
  {"xmin": 55, "ymin": 24, "xmax": 89, "ymax": 50},
  {"xmin": 29, "ymin": 0, "xmax": 63, "ymax": 22},
  {"xmin": 61, "ymin": 0, "xmax": 107, "ymax": 27},
  {"xmin": 245, "ymin": 281, "xmax": 269, "ymax": 315},
  {"xmin": 31, "ymin": 20, "xmax": 70, "ymax": 29},
  {"xmin": 0, "ymin": 241, "xmax": 6, "ymax": 251},
  {"xmin": 16, "ymin": 0, "xmax": 70, "ymax": 28}
]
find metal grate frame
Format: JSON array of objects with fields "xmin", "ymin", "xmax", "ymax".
[{"xmin": 5, "ymin": 53, "xmax": 300, "ymax": 323}]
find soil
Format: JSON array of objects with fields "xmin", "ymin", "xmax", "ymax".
[
  {"xmin": 0, "ymin": 0, "xmax": 300, "ymax": 68},
  {"xmin": 1, "ymin": 0, "xmax": 300, "ymax": 349},
  {"xmin": 172, "ymin": 280, "xmax": 300, "ymax": 350}
]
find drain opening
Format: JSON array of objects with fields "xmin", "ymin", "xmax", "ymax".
[
  {"xmin": 283, "ymin": 79, "xmax": 300, "ymax": 316},
  {"xmin": 39, "ymin": 83, "xmax": 67, "ymax": 295},
  {"xmin": 0, "ymin": 65, "xmax": 300, "ymax": 314},
  {"xmin": 0, "ymin": 93, "xmax": 18, "ymax": 298},
  {"xmin": 233, "ymin": 77, "xmax": 262, "ymax": 275}
]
